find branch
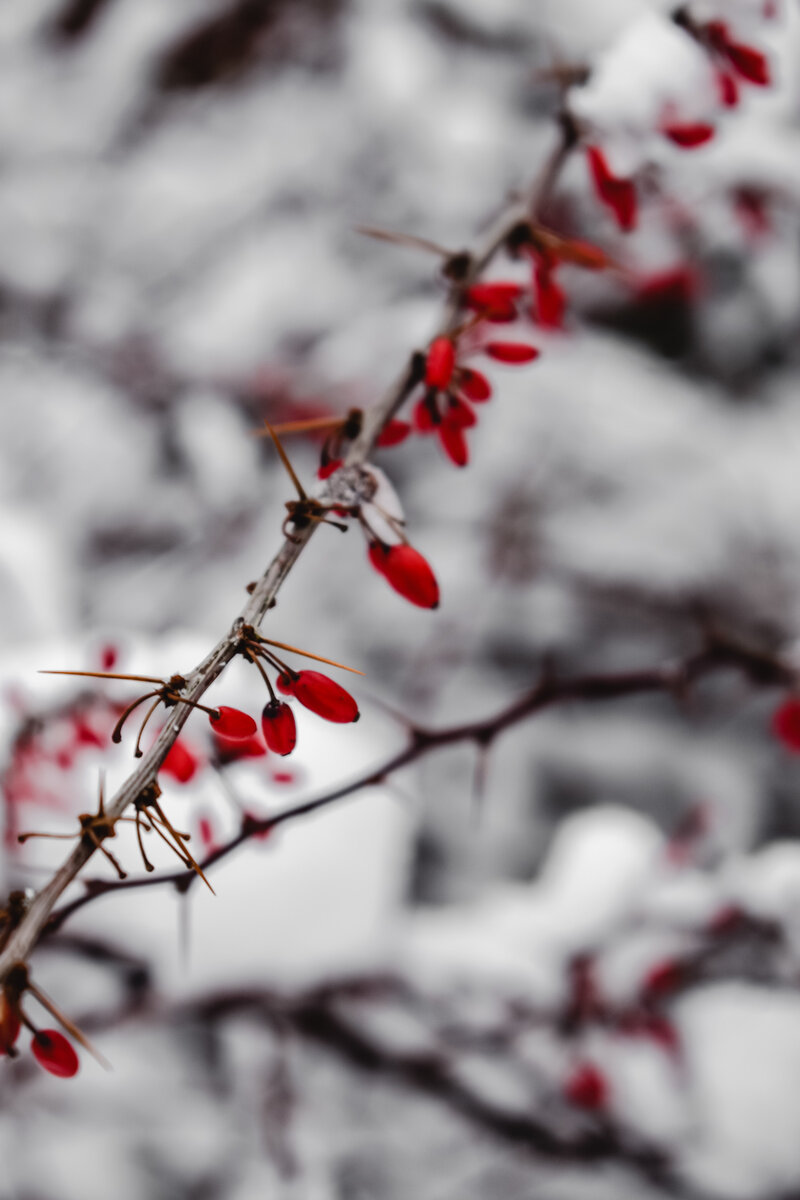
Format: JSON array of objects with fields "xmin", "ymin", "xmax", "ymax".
[
  {"xmin": 45, "ymin": 629, "xmax": 793, "ymax": 932},
  {"xmin": 0, "ymin": 114, "xmax": 580, "ymax": 980}
]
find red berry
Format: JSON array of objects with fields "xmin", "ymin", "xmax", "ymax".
[
  {"xmin": 99, "ymin": 644, "xmax": 118, "ymax": 671},
  {"xmin": 290, "ymin": 671, "xmax": 359, "ymax": 723},
  {"xmin": 772, "ymin": 697, "xmax": 800, "ymax": 752},
  {"xmin": 198, "ymin": 816, "xmax": 216, "ymax": 850},
  {"xmin": 483, "ymin": 341, "xmax": 540, "ymax": 364},
  {"xmin": 31, "ymin": 1030, "xmax": 79, "ymax": 1078},
  {"xmin": 317, "ymin": 458, "xmax": 342, "ymax": 481},
  {"xmin": 215, "ymin": 734, "xmax": 267, "ymax": 764},
  {"xmin": 160, "ymin": 739, "xmax": 199, "ymax": 784},
  {"xmin": 425, "ymin": 337, "xmax": 456, "ymax": 390},
  {"xmin": 662, "ymin": 121, "xmax": 715, "ymax": 148},
  {"xmin": 465, "ymin": 282, "xmax": 521, "ymax": 322},
  {"xmin": 368, "ymin": 543, "xmax": 440, "ymax": 609},
  {"xmin": 209, "ymin": 706, "xmax": 257, "ymax": 742},
  {"xmin": 642, "ymin": 959, "xmax": 683, "ymax": 999},
  {"xmin": 413, "ymin": 398, "xmax": 437, "ymax": 433},
  {"xmin": 564, "ymin": 1062, "xmax": 608, "ymax": 1110},
  {"xmin": 586, "ymin": 146, "xmax": 637, "ymax": 232},
  {"xmin": 261, "ymin": 700, "xmax": 297, "ymax": 756},
  {"xmin": 724, "ymin": 41, "xmax": 770, "ymax": 86},
  {"xmin": 717, "ymin": 69, "xmax": 739, "ymax": 107},
  {"xmin": 533, "ymin": 261, "xmax": 566, "ymax": 328},
  {"xmin": 0, "ymin": 995, "xmax": 20, "ymax": 1055},
  {"xmin": 437, "ymin": 418, "xmax": 469, "ymax": 467},
  {"xmin": 276, "ymin": 674, "xmax": 294, "ymax": 696},
  {"xmin": 457, "ymin": 368, "xmax": 492, "ymax": 402},
  {"xmin": 446, "ymin": 395, "xmax": 476, "ymax": 428},
  {"xmin": 377, "ymin": 420, "xmax": 412, "ymax": 447}
]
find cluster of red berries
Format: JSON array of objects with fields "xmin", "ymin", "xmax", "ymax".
[{"xmin": 584, "ymin": 13, "xmax": 771, "ymax": 232}]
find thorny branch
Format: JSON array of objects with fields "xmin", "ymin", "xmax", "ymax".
[
  {"xmin": 45, "ymin": 627, "xmax": 794, "ymax": 933},
  {"xmin": 0, "ymin": 112, "xmax": 579, "ymax": 981}
]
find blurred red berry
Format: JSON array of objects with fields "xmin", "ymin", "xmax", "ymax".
[
  {"xmin": 457, "ymin": 368, "xmax": 492, "ymax": 402},
  {"xmin": 533, "ymin": 259, "xmax": 566, "ymax": 328},
  {"xmin": 717, "ymin": 69, "xmax": 739, "ymax": 106},
  {"xmin": 160, "ymin": 739, "xmax": 199, "ymax": 784},
  {"xmin": 662, "ymin": 121, "xmax": 715, "ymax": 148},
  {"xmin": 425, "ymin": 337, "xmax": 456, "ymax": 390},
  {"xmin": 437, "ymin": 418, "xmax": 469, "ymax": 467},
  {"xmin": 317, "ymin": 458, "xmax": 342, "ymax": 481},
  {"xmin": 0, "ymin": 995, "xmax": 20, "ymax": 1056},
  {"xmin": 31, "ymin": 1030, "xmax": 79, "ymax": 1078},
  {"xmin": 564, "ymin": 1062, "xmax": 608, "ymax": 1110},
  {"xmin": 586, "ymin": 146, "xmax": 637, "ymax": 232},
  {"xmin": 377, "ymin": 420, "xmax": 412, "ymax": 447},
  {"xmin": 724, "ymin": 41, "xmax": 769, "ymax": 85},
  {"xmin": 772, "ymin": 697, "xmax": 800, "ymax": 752},
  {"xmin": 484, "ymin": 341, "xmax": 540, "ymax": 364}
]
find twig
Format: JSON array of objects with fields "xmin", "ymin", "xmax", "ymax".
[
  {"xmin": 45, "ymin": 632, "xmax": 792, "ymax": 932},
  {"xmin": 0, "ymin": 115, "xmax": 580, "ymax": 983}
]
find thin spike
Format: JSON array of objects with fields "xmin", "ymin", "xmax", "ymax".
[
  {"xmin": 253, "ymin": 416, "xmax": 344, "ymax": 436},
  {"xmin": 150, "ymin": 798, "xmax": 216, "ymax": 895},
  {"xmin": 354, "ymin": 225, "xmax": 451, "ymax": 257},
  {"xmin": 39, "ymin": 670, "xmax": 165, "ymax": 684},
  {"xmin": 262, "ymin": 421, "xmax": 307, "ymax": 500},
  {"xmin": 26, "ymin": 982, "xmax": 110, "ymax": 1070},
  {"xmin": 258, "ymin": 638, "xmax": 365, "ymax": 675}
]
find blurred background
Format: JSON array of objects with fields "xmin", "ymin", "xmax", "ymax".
[{"xmin": 3, "ymin": 0, "xmax": 800, "ymax": 1196}]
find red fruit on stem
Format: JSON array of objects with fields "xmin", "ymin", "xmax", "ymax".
[
  {"xmin": 276, "ymin": 674, "xmax": 294, "ymax": 696},
  {"xmin": 368, "ymin": 543, "xmax": 440, "ymax": 609},
  {"xmin": 317, "ymin": 458, "xmax": 342, "ymax": 481},
  {"xmin": 0, "ymin": 995, "xmax": 20, "ymax": 1055},
  {"xmin": 437, "ymin": 418, "xmax": 469, "ymax": 467},
  {"xmin": 636, "ymin": 266, "xmax": 698, "ymax": 305},
  {"xmin": 198, "ymin": 816, "xmax": 216, "ymax": 850},
  {"xmin": 642, "ymin": 959, "xmax": 683, "ymax": 999},
  {"xmin": 31, "ymin": 1030, "xmax": 79, "ymax": 1078},
  {"xmin": 261, "ymin": 700, "xmax": 297, "ymax": 756},
  {"xmin": 425, "ymin": 337, "xmax": 456, "ymax": 390},
  {"xmin": 161, "ymin": 740, "xmax": 199, "ymax": 784},
  {"xmin": 377, "ymin": 420, "xmax": 412, "ymax": 447},
  {"xmin": 457, "ymin": 368, "xmax": 492, "ymax": 402},
  {"xmin": 413, "ymin": 398, "xmax": 437, "ymax": 433},
  {"xmin": 484, "ymin": 341, "xmax": 540, "ymax": 364},
  {"xmin": 717, "ymin": 69, "xmax": 739, "ymax": 107},
  {"xmin": 215, "ymin": 734, "xmax": 267, "ymax": 764},
  {"xmin": 724, "ymin": 41, "xmax": 769, "ymax": 85},
  {"xmin": 533, "ymin": 262, "xmax": 566, "ymax": 328},
  {"xmin": 465, "ymin": 282, "xmax": 523, "ymax": 308},
  {"xmin": 465, "ymin": 283, "xmax": 521, "ymax": 323},
  {"xmin": 290, "ymin": 671, "xmax": 360, "ymax": 723},
  {"xmin": 209, "ymin": 706, "xmax": 257, "ymax": 742},
  {"xmin": 772, "ymin": 696, "xmax": 800, "ymax": 752},
  {"xmin": 99, "ymin": 644, "xmax": 118, "ymax": 672},
  {"xmin": 564, "ymin": 1062, "xmax": 608, "ymax": 1111},
  {"xmin": 586, "ymin": 146, "xmax": 637, "ymax": 232},
  {"xmin": 446, "ymin": 395, "xmax": 476, "ymax": 428},
  {"xmin": 662, "ymin": 121, "xmax": 715, "ymax": 148}
]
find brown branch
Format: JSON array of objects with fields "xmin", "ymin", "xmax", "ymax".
[
  {"xmin": 45, "ymin": 631, "xmax": 793, "ymax": 933},
  {"xmin": 0, "ymin": 116, "xmax": 581, "ymax": 981}
]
